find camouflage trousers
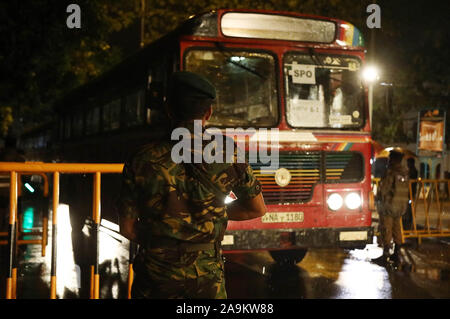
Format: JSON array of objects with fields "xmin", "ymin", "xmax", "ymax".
[
  {"xmin": 131, "ymin": 247, "xmax": 227, "ymax": 299},
  {"xmin": 379, "ymin": 214, "xmax": 403, "ymax": 247}
]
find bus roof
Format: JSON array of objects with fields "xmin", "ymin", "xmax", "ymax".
[{"xmin": 188, "ymin": 9, "xmax": 364, "ymax": 48}]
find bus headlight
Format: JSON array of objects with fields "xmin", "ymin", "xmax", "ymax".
[
  {"xmin": 345, "ymin": 192, "xmax": 362, "ymax": 210},
  {"xmin": 327, "ymin": 193, "xmax": 343, "ymax": 211}
]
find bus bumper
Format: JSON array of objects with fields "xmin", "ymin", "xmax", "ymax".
[{"xmin": 222, "ymin": 226, "xmax": 374, "ymax": 251}]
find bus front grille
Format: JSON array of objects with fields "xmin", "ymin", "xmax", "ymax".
[
  {"xmin": 252, "ymin": 152, "xmax": 321, "ymax": 204},
  {"xmin": 324, "ymin": 152, "xmax": 364, "ymax": 183},
  {"xmin": 250, "ymin": 151, "xmax": 363, "ymax": 205}
]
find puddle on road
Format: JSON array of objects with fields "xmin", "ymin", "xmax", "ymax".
[
  {"xmin": 334, "ymin": 251, "xmax": 392, "ymax": 299},
  {"xmin": 226, "ymin": 241, "xmax": 450, "ymax": 299}
]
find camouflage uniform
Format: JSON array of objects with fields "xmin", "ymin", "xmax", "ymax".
[
  {"xmin": 118, "ymin": 130, "xmax": 261, "ymax": 299},
  {"xmin": 377, "ymin": 155, "xmax": 409, "ymax": 250}
]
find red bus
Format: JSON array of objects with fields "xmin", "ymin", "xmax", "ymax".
[
  {"xmin": 181, "ymin": 10, "xmax": 373, "ymax": 262},
  {"xmin": 50, "ymin": 9, "xmax": 373, "ymax": 264}
]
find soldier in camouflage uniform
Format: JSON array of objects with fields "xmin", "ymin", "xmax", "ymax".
[
  {"xmin": 373, "ymin": 150, "xmax": 409, "ymax": 266},
  {"xmin": 117, "ymin": 71, "xmax": 266, "ymax": 298}
]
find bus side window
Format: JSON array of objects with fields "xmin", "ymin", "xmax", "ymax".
[
  {"xmin": 125, "ymin": 89, "xmax": 145, "ymax": 127},
  {"xmin": 103, "ymin": 99, "xmax": 121, "ymax": 131},
  {"xmin": 147, "ymin": 81, "xmax": 169, "ymax": 125},
  {"xmin": 147, "ymin": 54, "xmax": 173, "ymax": 125},
  {"xmin": 72, "ymin": 112, "xmax": 84, "ymax": 138},
  {"xmin": 86, "ymin": 107, "xmax": 100, "ymax": 135}
]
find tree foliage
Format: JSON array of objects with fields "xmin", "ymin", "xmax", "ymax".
[
  {"xmin": 0, "ymin": 0, "xmax": 138, "ymax": 136},
  {"xmin": 0, "ymin": 106, "xmax": 13, "ymax": 137}
]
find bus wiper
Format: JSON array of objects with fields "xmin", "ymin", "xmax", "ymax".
[
  {"xmin": 214, "ymin": 42, "xmax": 265, "ymax": 79},
  {"xmin": 308, "ymin": 47, "xmax": 343, "ymax": 84},
  {"xmin": 308, "ymin": 47, "xmax": 323, "ymax": 67}
]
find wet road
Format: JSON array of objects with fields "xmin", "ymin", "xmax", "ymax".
[
  {"xmin": 224, "ymin": 242, "xmax": 450, "ymax": 299},
  {"xmin": 1, "ymin": 204, "xmax": 449, "ymax": 299}
]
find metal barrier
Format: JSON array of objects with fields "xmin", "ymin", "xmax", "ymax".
[
  {"xmin": 403, "ymin": 179, "xmax": 450, "ymax": 243},
  {"xmin": 0, "ymin": 162, "xmax": 135, "ymax": 299},
  {"xmin": 372, "ymin": 177, "xmax": 450, "ymax": 243},
  {"xmin": 0, "ymin": 172, "xmax": 49, "ymax": 257}
]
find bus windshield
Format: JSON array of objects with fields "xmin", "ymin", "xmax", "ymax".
[
  {"xmin": 284, "ymin": 53, "xmax": 365, "ymax": 129},
  {"xmin": 185, "ymin": 49, "xmax": 278, "ymax": 127}
]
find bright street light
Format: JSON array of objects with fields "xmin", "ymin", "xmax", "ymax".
[{"xmin": 362, "ymin": 65, "xmax": 380, "ymax": 83}]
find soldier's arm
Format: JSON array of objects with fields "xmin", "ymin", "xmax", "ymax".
[
  {"xmin": 228, "ymin": 162, "xmax": 266, "ymax": 221},
  {"xmin": 119, "ymin": 215, "xmax": 140, "ymax": 243},
  {"xmin": 117, "ymin": 161, "xmax": 142, "ymax": 244},
  {"xmin": 227, "ymin": 192, "xmax": 266, "ymax": 220}
]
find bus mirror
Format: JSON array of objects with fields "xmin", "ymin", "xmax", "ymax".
[{"xmin": 147, "ymin": 81, "xmax": 165, "ymax": 109}]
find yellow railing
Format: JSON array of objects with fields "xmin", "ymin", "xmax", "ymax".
[
  {"xmin": 0, "ymin": 172, "xmax": 49, "ymax": 256},
  {"xmin": 404, "ymin": 179, "xmax": 450, "ymax": 243},
  {"xmin": 0, "ymin": 162, "xmax": 130, "ymax": 299},
  {"xmin": 371, "ymin": 177, "xmax": 450, "ymax": 243}
]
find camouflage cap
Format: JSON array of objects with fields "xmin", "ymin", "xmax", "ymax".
[{"xmin": 168, "ymin": 71, "xmax": 216, "ymax": 100}]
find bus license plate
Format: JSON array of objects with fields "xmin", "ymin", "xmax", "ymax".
[{"xmin": 261, "ymin": 212, "xmax": 304, "ymax": 223}]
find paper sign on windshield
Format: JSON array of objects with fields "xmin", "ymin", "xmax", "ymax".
[
  {"xmin": 290, "ymin": 64, "xmax": 316, "ymax": 84},
  {"xmin": 288, "ymin": 100, "xmax": 324, "ymax": 127}
]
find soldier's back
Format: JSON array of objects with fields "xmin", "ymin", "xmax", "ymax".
[
  {"xmin": 379, "ymin": 162, "xmax": 409, "ymax": 217},
  {"xmin": 125, "ymin": 138, "xmax": 238, "ymax": 298}
]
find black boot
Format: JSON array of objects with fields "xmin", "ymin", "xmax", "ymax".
[
  {"xmin": 372, "ymin": 247, "xmax": 390, "ymax": 266},
  {"xmin": 390, "ymin": 244, "xmax": 402, "ymax": 267}
]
